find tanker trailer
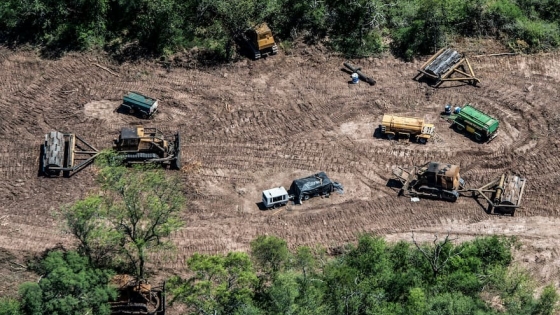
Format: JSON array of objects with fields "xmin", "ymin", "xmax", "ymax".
[
  {"xmin": 380, "ymin": 114, "xmax": 435, "ymax": 144},
  {"xmin": 449, "ymin": 104, "xmax": 499, "ymax": 142}
]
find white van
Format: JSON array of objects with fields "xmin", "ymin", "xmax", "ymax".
[{"xmin": 262, "ymin": 187, "xmax": 291, "ymax": 209}]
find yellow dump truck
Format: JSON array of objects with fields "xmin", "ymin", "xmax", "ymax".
[{"xmin": 380, "ymin": 114, "xmax": 435, "ymax": 144}]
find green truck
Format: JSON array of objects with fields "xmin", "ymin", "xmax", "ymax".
[
  {"xmin": 449, "ymin": 104, "xmax": 499, "ymax": 142},
  {"xmin": 120, "ymin": 92, "xmax": 159, "ymax": 119}
]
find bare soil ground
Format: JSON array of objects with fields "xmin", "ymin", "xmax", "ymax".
[{"xmin": 1, "ymin": 41, "xmax": 560, "ymax": 296}]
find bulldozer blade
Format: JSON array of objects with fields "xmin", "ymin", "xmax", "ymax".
[{"xmin": 171, "ymin": 133, "xmax": 182, "ymax": 170}]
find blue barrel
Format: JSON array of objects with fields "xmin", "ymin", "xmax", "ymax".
[
  {"xmin": 351, "ymin": 73, "xmax": 359, "ymax": 84},
  {"xmin": 454, "ymin": 107, "xmax": 462, "ymax": 114}
]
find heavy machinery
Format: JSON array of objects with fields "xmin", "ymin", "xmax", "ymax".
[
  {"xmin": 109, "ymin": 275, "xmax": 165, "ymax": 315},
  {"xmin": 446, "ymin": 104, "xmax": 499, "ymax": 142},
  {"xmin": 380, "ymin": 114, "xmax": 435, "ymax": 144},
  {"xmin": 466, "ymin": 174, "xmax": 526, "ymax": 215},
  {"xmin": 120, "ymin": 92, "xmax": 159, "ymax": 119},
  {"xmin": 393, "ymin": 162, "xmax": 465, "ymax": 202},
  {"xmin": 392, "ymin": 162, "xmax": 527, "ymax": 215},
  {"xmin": 415, "ymin": 48, "xmax": 480, "ymax": 86},
  {"xmin": 238, "ymin": 23, "xmax": 278, "ymax": 60},
  {"xmin": 113, "ymin": 126, "xmax": 181, "ymax": 170},
  {"xmin": 261, "ymin": 172, "xmax": 343, "ymax": 209},
  {"xmin": 42, "ymin": 131, "xmax": 100, "ymax": 177},
  {"xmin": 41, "ymin": 126, "xmax": 181, "ymax": 177}
]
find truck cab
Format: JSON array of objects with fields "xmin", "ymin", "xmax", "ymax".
[
  {"xmin": 421, "ymin": 124, "xmax": 435, "ymax": 136},
  {"xmin": 262, "ymin": 187, "xmax": 290, "ymax": 209}
]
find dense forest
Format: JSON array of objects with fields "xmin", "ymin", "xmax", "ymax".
[
  {"xmin": 1, "ymin": 234, "xmax": 558, "ymax": 315},
  {"xmin": 1, "ymin": 0, "xmax": 559, "ymax": 60}
]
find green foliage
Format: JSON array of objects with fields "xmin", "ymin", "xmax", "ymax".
[
  {"xmin": 406, "ymin": 287, "xmax": 428, "ymax": 315},
  {"xmin": 65, "ymin": 165, "xmax": 185, "ymax": 278},
  {"xmin": 250, "ymin": 235, "xmax": 290, "ymax": 275},
  {"xmin": 64, "ymin": 195, "xmax": 122, "ymax": 266},
  {"xmin": 18, "ymin": 283, "xmax": 41, "ymax": 315},
  {"xmin": 533, "ymin": 285, "xmax": 559, "ymax": 315},
  {"xmin": 94, "ymin": 149, "xmax": 125, "ymax": 168},
  {"xmin": 428, "ymin": 292, "xmax": 478, "ymax": 315},
  {"xmin": 166, "ymin": 235, "xmax": 556, "ymax": 315},
  {"xmin": 169, "ymin": 252, "xmax": 259, "ymax": 315},
  {"xmin": 325, "ymin": 0, "xmax": 386, "ymax": 57},
  {"xmin": 0, "ymin": 298, "xmax": 21, "ymax": 315},
  {"xmin": 19, "ymin": 250, "xmax": 116, "ymax": 315},
  {"xmin": 1, "ymin": 0, "xmax": 560, "ymax": 57}
]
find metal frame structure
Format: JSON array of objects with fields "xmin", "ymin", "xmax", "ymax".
[
  {"xmin": 416, "ymin": 48, "xmax": 480, "ymax": 86},
  {"xmin": 464, "ymin": 174, "xmax": 527, "ymax": 216},
  {"xmin": 42, "ymin": 131, "xmax": 100, "ymax": 177}
]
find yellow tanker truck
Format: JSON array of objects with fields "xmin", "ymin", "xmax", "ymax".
[{"xmin": 380, "ymin": 114, "xmax": 435, "ymax": 144}]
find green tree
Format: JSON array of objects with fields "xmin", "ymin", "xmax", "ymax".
[
  {"xmin": 18, "ymin": 283, "xmax": 41, "ymax": 315},
  {"xmin": 266, "ymin": 272, "xmax": 299, "ymax": 315},
  {"xmin": 406, "ymin": 287, "xmax": 427, "ymax": 315},
  {"xmin": 250, "ymin": 235, "xmax": 290, "ymax": 276},
  {"xmin": 325, "ymin": 0, "xmax": 386, "ymax": 56},
  {"xmin": 427, "ymin": 292, "xmax": 478, "ymax": 315},
  {"xmin": 169, "ymin": 252, "xmax": 259, "ymax": 315},
  {"xmin": 63, "ymin": 195, "xmax": 122, "ymax": 267},
  {"xmin": 19, "ymin": 250, "xmax": 116, "ymax": 315},
  {"xmin": 65, "ymin": 165, "xmax": 185, "ymax": 279},
  {"xmin": 0, "ymin": 298, "xmax": 21, "ymax": 315},
  {"xmin": 532, "ymin": 285, "xmax": 558, "ymax": 315}
]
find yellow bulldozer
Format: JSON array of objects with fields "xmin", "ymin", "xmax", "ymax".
[
  {"xmin": 113, "ymin": 126, "xmax": 181, "ymax": 170},
  {"xmin": 41, "ymin": 126, "xmax": 181, "ymax": 177},
  {"xmin": 109, "ymin": 275, "xmax": 165, "ymax": 315},
  {"xmin": 392, "ymin": 161, "xmax": 527, "ymax": 215},
  {"xmin": 238, "ymin": 23, "xmax": 278, "ymax": 60}
]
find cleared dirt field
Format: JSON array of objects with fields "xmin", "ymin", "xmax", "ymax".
[{"xmin": 0, "ymin": 42, "xmax": 559, "ymax": 296}]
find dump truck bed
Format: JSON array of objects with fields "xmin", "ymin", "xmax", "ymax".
[
  {"xmin": 122, "ymin": 92, "xmax": 159, "ymax": 117},
  {"xmin": 457, "ymin": 105, "xmax": 499, "ymax": 133}
]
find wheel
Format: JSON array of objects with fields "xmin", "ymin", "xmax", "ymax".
[
  {"xmin": 455, "ymin": 124, "xmax": 464, "ymax": 131},
  {"xmin": 474, "ymin": 134, "xmax": 482, "ymax": 141},
  {"xmin": 386, "ymin": 133, "xmax": 395, "ymax": 140},
  {"xmin": 418, "ymin": 137, "xmax": 427, "ymax": 144},
  {"xmin": 129, "ymin": 108, "xmax": 135, "ymax": 114},
  {"xmin": 303, "ymin": 194, "xmax": 310, "ymax": 201},
  {"xmin": 142, "ymin": 113, "xmax": 148, "ymax": 119}
]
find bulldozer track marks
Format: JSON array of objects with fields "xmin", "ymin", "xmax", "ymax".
[{"xmin": 1, "ymin": 47, "xmax": 560, "ymax": 286}]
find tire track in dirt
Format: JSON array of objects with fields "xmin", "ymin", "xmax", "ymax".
[{"xmin": 1, "ymin": 48, "xmax": 560, "ymax": 273}]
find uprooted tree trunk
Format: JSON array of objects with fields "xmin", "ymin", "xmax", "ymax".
[{"xmin": 412, "ymin": 232, "xmax": 464, "ymax": 279}]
